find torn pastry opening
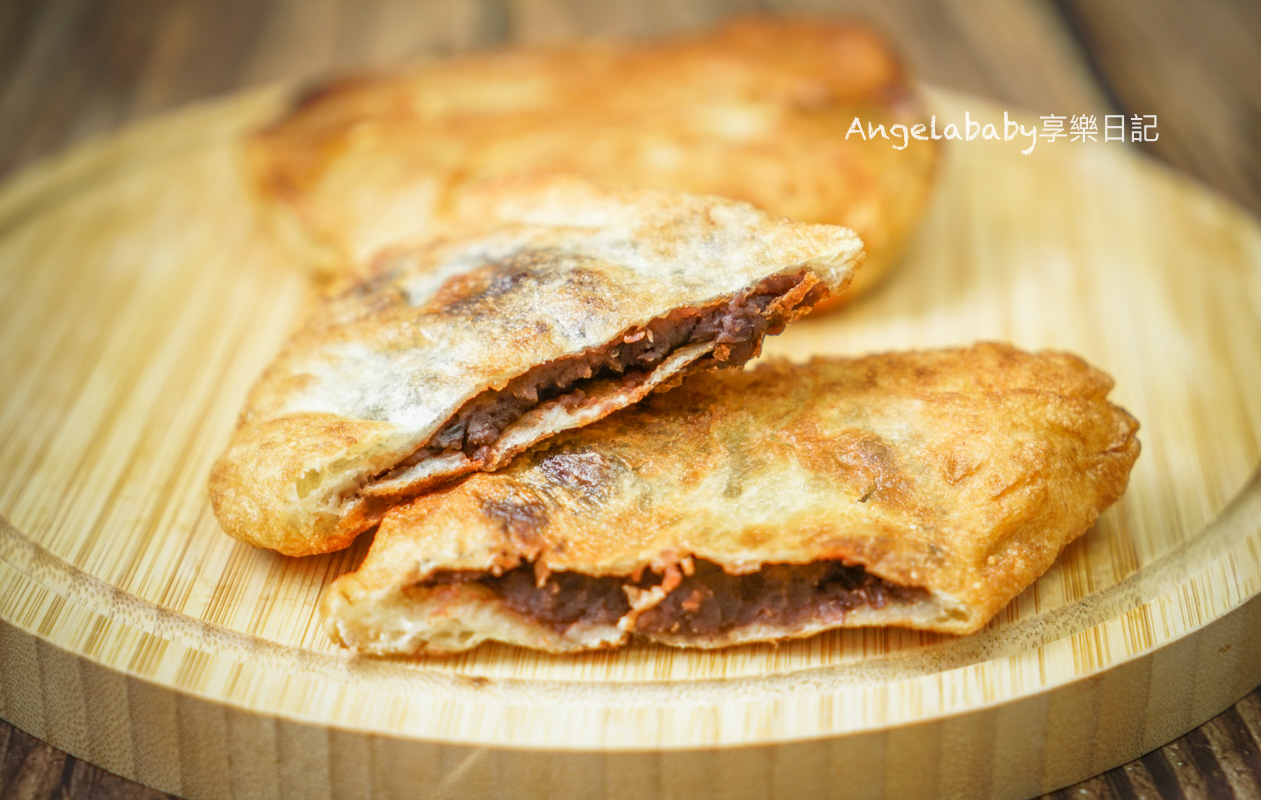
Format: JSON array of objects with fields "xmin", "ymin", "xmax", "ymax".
[
  {"xmin": 419, "ymin": 557, "xmax": 931, "ymax": 638},
  {"xmin": 359, "ymin": 271, "xmax": 829, "ymax": 500}
]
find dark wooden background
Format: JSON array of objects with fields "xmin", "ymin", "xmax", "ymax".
[{"xmin": 1, "ymin": 1, "xmax": 1259, "ymax": 798}]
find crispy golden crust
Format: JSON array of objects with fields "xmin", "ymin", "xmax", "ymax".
[
  {"xmin": 322, "ymin": 343, "xmax": 1140, "ymax": 653},
  {"xmin": 209, "ymin": 179, "xmax": 862, "ymax": 556},
  {"xmin": 247, "ymin": 17, "xmax": 936, "ymax": 300}
]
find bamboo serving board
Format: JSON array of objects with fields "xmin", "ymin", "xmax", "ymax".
[{"xmin": 1, "ymin": 86, "xmax": 1259, "ymax": 800}]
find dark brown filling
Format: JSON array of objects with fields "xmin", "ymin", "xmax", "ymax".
[
  {"xmin": 391, "ymin": 273, "xmax": 823, "ymax": 468},
  {"xmin": 428, "ymin": 559, "xmax": 928, "ymax": 637}
]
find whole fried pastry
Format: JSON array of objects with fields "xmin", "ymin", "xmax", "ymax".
[
  {"xmin": 322, "ymin": 343, "xmax": 1140, "ymax": 653},
  {"xmin": 209, "ymin": 179, "xmax": 862, "ymax": 556},
  {"xmin": 247, "ymin": 18, "xmax": 936, "ymax": 301}
]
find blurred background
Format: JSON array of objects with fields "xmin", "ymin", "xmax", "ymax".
[
  {"xmin": 1, "ymin": 0, "xmax": 1258, "ymax": 215},
  {"xmin": 1, "ymin": 2, "xmax": 1259, "ymax": 799}
]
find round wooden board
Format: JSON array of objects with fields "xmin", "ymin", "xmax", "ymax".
[{"xmin": 1, "ymin": 85, "xmax": 1260, "ymax": 800}]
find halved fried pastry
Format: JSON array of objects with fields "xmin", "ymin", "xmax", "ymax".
[
  {"xmin": 321, "ymin": 344, "xmax": 1140, "ymax": 653},
  {"xmin": 247, "ymin": 17, "xmax": 936, "ymax": 301},
  {"xmin": 209, "ymin": 179, "xmax": 862, "ymax": 556}
]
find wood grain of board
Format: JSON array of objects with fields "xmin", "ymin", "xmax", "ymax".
[{"xmin": 0, "ymin": 82, "xmax": 1259, "ymax": 799}]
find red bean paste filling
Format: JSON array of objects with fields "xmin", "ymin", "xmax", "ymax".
[
  {"xmin": 429, "ymin": 559, "xmax": 930, "ymax": 637},
  {"xmin": 386, "ymin": 273, "xmax": 823, "ymax": 470}
]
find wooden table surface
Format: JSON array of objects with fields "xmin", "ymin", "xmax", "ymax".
[{"xmin": 1, "ymin": 1, "xmax": 1258, "ymax": 798}]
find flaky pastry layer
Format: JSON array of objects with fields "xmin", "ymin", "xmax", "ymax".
[
  {"xmin": 209, "ymin": 179, "xmax": 862, "ymax": 555},
  {"xmin": 247, "ymin": 17, "xmax": 936, "ymax": 300},
  {"xmin": 323, "ymin": 343, "xmax": 1141, "ymax": 653}
]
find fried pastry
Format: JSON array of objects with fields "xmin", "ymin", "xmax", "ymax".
[
  {"xmin": 321, "ymin": 343, "xmax": 1140, "ymax": 653},
  {"xmin": 247, "ymin": 17, "xmax": 936, "ymax": 302},
  {"xmin": 209, "ymin": 179, "xmax": 862, "ymax": 556}
]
